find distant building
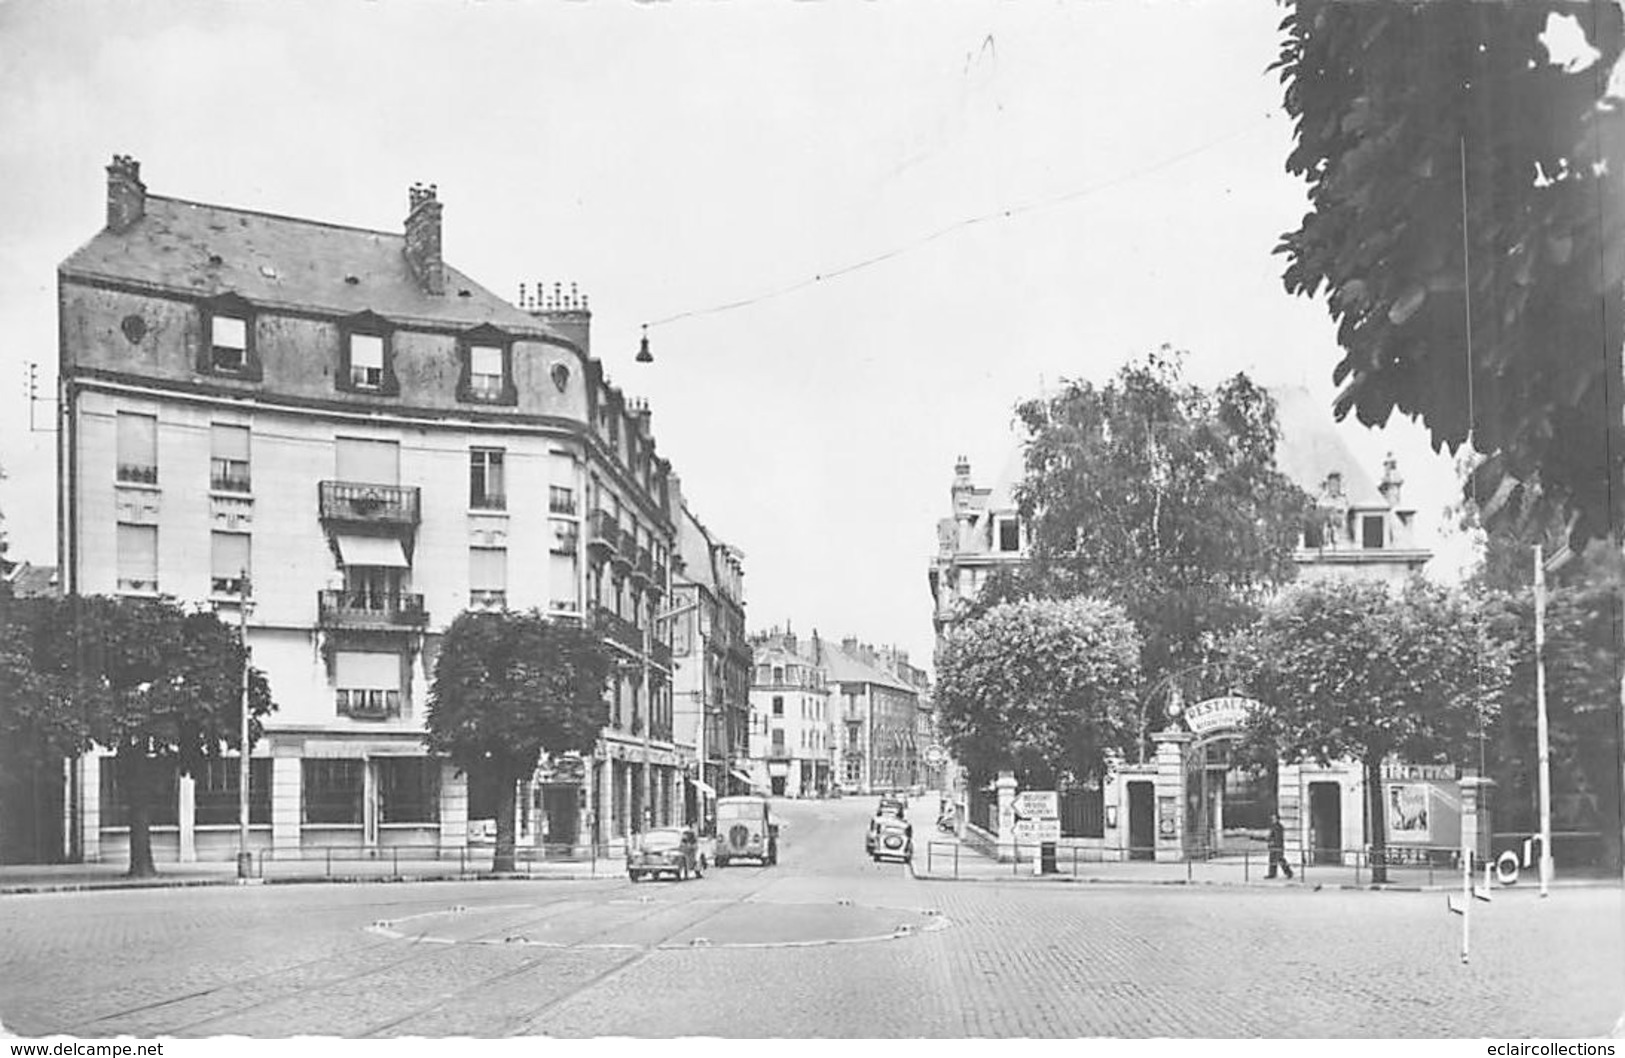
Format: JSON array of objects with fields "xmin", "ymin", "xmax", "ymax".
[
  {"xmin": 3, "ymin": 562, "xmax": 59, "ymax": 599},
  {"xmin": 746, "ymin": 629, "xmax": 832, "ymax": 797},
  {"xmin": 926, "ymin": 452, "xmax": 1027, "ymax": 652},
  {"xmin": 670, "ymin": 498, "xmax": 752, "ymax": 822},
  {"xmin": 822, "ymin": 637, "xmax": 923, "ymax": 795},
  {"xmin": 54, "ymin": 156, "xmax": 689, "ymax": 865},
  {"xmin": 1272, "ymin": 387, "xmax": 1433, "ymax": 583}
]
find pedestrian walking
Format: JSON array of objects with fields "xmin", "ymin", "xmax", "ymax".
[{"xmin": 1267, "ymin": 813, "xmax": 1294, "ymax": 880}]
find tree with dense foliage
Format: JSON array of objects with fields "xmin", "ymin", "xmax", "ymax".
[
  {"xmin": 935, "ymin": 597, "xmax": 1141, "ymax": 788},
  {"xmin": 1447, "ymin": 469, "xmax": 1625, "ymax": 871},
  {"xmin": 425, "ymin": 610, "xmax": 612, "ymax": 872},
  {"xmin": 1234, "ymin": 577, "xmax": 1511, "ymax": 882},
  {"xmin": 1275, "ymin": 1, "xmax": 1625, "ymax": 545},
  {"xmin": 1484, "ymin": 582, "xmax": 1624, "ymax": 872},
  {"xmin": 1010, "ymin": 348, "xmax": 1311, "ymax": 743},
  {"xmin": 1, "ymin": 595, "xmax": 273, "ymax": 876}
]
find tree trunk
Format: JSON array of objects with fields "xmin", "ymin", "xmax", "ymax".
[
  {"xmin": 492, "ymin": 770, "xmax": 519, "ymax": 874},
  {"xmin": 123, "ymin": 753, "xmax": 157, "ymax": 879},
  {"xmin": 1365, "ymin": 753, "xmax": 1387, "ymax": 885}
]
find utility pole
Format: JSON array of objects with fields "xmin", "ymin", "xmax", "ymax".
[
  {"xmin": 1534, "ymin": 546, "xmax": 1554, "ymax": 896},
  {"xmin": 236, "ymin": 568, "xmax": 253, "ymax": 880}
]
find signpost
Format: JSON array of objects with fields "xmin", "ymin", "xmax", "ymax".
[{"xmin": 1013, "ymin": 790, "xmax": 1060, "ymax": 875}]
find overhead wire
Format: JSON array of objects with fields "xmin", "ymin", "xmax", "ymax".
[{"xmin": 640, "ymin": 114, "xmax": 1276, "ymax": 332}]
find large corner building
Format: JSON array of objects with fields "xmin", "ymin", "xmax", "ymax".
[{"xmin": 56, "ymin": 156, "xmax": 695, "ymax": 864}]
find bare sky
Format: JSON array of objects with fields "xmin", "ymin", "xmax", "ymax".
[{"xmin": 0, "ymin": 0, "xmax": 1471, "ymax": 667}]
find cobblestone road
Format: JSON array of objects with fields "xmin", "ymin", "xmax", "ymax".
[{"xmin": 1, "ymin": 798, "xmax": 1619, "ymax": 1038}]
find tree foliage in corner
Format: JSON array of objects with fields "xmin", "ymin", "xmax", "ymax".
[
  {"xmin": 425, "ymin": 610, "xmax": 612, "ymax": 872},
  {"xmin": 935, "ymin": 597, "xmax": 1141, "ymax": 789},
  {"xmin": 1013, "ymin": 348, "xmax": 1311, "ymax": 695},
  {"xmin": 1234, "ymin": 578, "xmax": 1510, "ymax": 882},
  {"xmin": 1276, "ymin": 1, "xmax": 1625, "ymax": 544},
  {"xmin": 1, "ymin": 595, "xmax": 274, "ymax": 877}
]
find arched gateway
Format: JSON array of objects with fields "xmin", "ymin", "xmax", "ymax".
[{"xmin": 1179, "ymin": 696, "xmax": 1273, "ymax": 857}]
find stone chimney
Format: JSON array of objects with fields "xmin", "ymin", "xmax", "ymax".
[
  {"xmin": 404, "ymin": 183, "xmax": 444, "ymax": 296},
  {"xmin": 522, "ymin": 280, "xmax": 592, "ymax": 353},
  {"xmin": 1324, "ymin": 471, "xmax": 1343, "ymax": 499},
  {"xmin": 951, "ymin": 456, "xmax": 975, "ymax": 511},
  {"xmin": 1378, "ymin": 453, "xmax": 1403, "ymax": 506},
  {"xmin": 106, "ymin": 155, "xmax": 146, "ymax": 233}
]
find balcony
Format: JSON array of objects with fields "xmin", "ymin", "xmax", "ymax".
[
  {"xmin": 336, "ymin": 688, "xmax": 402, "ymax": 721},
  {"xmin": 588, "ymin": 510, "xmax": 619, "ymax": 557},
  {"xmin": 592, "ymin": 603, "xmax": 642, "ymax": 654},
  {"xmin": 650, "ymin": 561, "xmax": 668, "ymax": 595},
  {"xmin": 609, "ymin": 529, "xmax": 634, "ymax": 571},
  {"xmin": 651, "ymin": 638, "xmax": 672, "ymax": 671},
  {"xmin": 318, "ymin": 590, "xmax": 428, "ymax": 629},
  {"xmin": 630, "ymin": 546, "xmax": 653, "ymax": 586},
  {"xmin": 319, "ymin": 481, "xmax": 421, "ymax": 528}
]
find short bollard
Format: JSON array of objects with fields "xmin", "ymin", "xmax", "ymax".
[
  {"xmin": 325, "ymin": 847, "xmax": 332, "ymax": 878},
  {"xmin": 954, "ymin": 844, "xmax": 959, "ymax": 880},
  {"xmin": 392, "ymin": 848, "xmax": 398, "ymax": 878},
  {"xmin": 1244, "ymin": 849, "xmax": 1250, "ymax": 882}
]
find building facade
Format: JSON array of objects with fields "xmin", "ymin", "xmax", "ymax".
[
  {"xmin": 926, "ymin": 452, "xmax": 1027, "ymax": 652},
  {"xmin": 56, "ymin": 157, "xmax": 685, "ymax": 864},
  {"xmin": 824, "ymin": 638, "xmax": 922, "ymax": 795},
  {"xmin": 931, "ymin": 395, "xmax": 1439, "ymax": 862},
  {"xmin": 670, "ymin": 499, "xmax": 752, "ymax": 828},
  {"xmin": 746, "ymin": 630, "xmax": 833, "ymax": 797}
]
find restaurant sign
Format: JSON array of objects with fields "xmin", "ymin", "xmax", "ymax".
[{"xmin": 1183, "ymin": 696, "xmax": 1260, "ymax": 737}]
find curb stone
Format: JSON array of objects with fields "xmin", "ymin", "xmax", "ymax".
[{"xmin": 0, "ymin": 871, "xmax": 608, "ymax": 896}]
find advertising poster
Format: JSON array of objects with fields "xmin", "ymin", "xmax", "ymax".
[{"xmin": 1386, "ymin": 782, "xmax": 1431, "ymax": 842}]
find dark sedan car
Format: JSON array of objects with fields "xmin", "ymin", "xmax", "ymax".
[{"xmin": 627, "ymin": 826, "xmax": 706, "ymax": 882}]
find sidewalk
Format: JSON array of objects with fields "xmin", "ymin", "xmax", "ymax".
[
  {"xmin": 905, "ymin": 801, "xmax": 1620, "ymax": 891},
  {"xmin": 0, "ymin": 851, "xmax": 618, "ymax": 895}
]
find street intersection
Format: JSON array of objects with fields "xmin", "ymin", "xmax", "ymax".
[{"xmin": 0, "ymin": 798, "xmax": 1619, "ymax": 1038}]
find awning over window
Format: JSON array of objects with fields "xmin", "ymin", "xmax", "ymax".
[
  {"xmin": 689, "ymin": 778, "xmax": 717, "ymax": 797},
  {"xmin": 730, "ymin": 769, "xmax": 753, "ymax": 786},
  {"xmin": 335, "ymin": 534, "xmax": 409, "ymax": 568}
]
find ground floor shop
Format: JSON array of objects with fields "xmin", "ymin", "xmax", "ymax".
[{"xmin": 64, "ymin": 728, "xmax": 696, "ymax": 865}]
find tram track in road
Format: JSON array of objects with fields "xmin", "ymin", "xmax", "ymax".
[
  {"xmin": 344, "ymin": 864, "xmax": 785, "ymax": 1038},
  {"xmin": 61, "ymin": 877, "xmax": 628, "ymax": 1037},
  {"xmin": 492, "ymin": 864, "xmax": 785, "ymax": 1039}
]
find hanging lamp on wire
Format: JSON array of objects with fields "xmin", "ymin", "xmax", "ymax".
[{"xmin": 636, "ymin": 324, "xmax": 653, "ymax": 364}]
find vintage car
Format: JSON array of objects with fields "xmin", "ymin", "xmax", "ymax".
[
  {"xmin": 870, "ymin": 816, "xmax": 913, "ymax": 864},
  {"xmin": 627, "ymin": 826, "xmax": 706, "ymax": 882},
  {"xmin": 865, "ymin": 799, "xmax": 908, "ymax": 855},
  {"xmin": 713, "ymin": 795, "xmax": 778, "ymax": 867}
]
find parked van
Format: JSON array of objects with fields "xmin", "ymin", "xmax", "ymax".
[{"xmin": 713, "ymin": 795, "xmax": 779, "ymax": 867}]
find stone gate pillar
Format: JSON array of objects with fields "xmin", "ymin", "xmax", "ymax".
[
  {"xmin": 1151, "ymin": 730, "xmax": 1192, "ymax": 862},
  {"xmin": 995, "ymin": 770, "xmax": 1018, "ymax": 862}
]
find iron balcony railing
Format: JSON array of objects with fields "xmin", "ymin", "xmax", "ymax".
[
  {"xmin": 318, "ymin": 481, "xmax": 421, "ymax": 527},
  {"xmin": 318, "ymin": 590, "xmax": 428, "ymax": 627},
  {"xmin": 336, "ymin": 688, "xmax": 402, "ymax": 720},
  {"xmin": 588, "ymin": 510, "xmax": 619, "ymax": 555},
  {"xmin": 592, "ymin": 603, "xmax": 642, "ymax": 653}
]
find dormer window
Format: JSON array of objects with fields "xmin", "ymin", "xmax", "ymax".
[
  {"xmin": 471, "ymin": 346, "xmax": 503, "ymax": 397},
  {"xmin": 350, "ymin": 335, "xmax": 384, "ymax": 389},
  {"xmin": 457, "ymin": 326, "xmax": 516, "ymax": 405},
  {"xmin": 210, "ymin": 315, "xmax": 247, "ymax": 372},
  {"xmin": 338, "ymin": 314, "xmax": 398, "ymax": 396},
  {"xmin": 198, "ymin": 294, "xmax": 262, "ymax": 381}
]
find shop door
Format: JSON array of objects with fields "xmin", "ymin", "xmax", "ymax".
[
  {"xmin": 542, "ymin": 785, "xmax": 579, "ymax": 850},
  {"xmin": 1309, "ymin": 781, "xmax": 1341, "ymax": 865},
  {"xmin": 1127, "ymin": 781, "xmax": 1155, "ymax": 860}
]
